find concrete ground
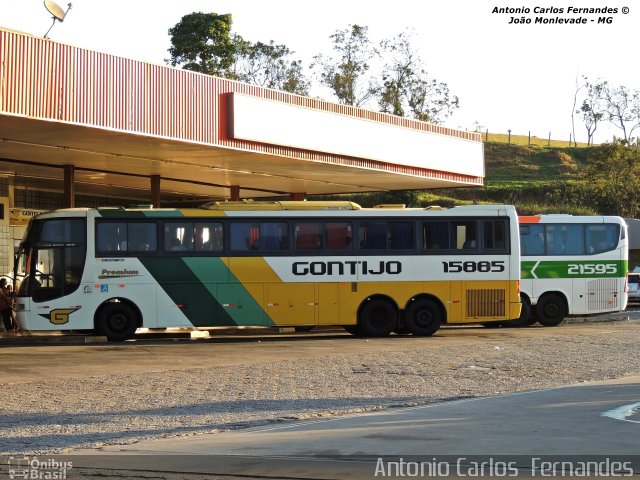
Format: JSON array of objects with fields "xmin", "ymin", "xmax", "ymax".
[
  {"xmin": 0, "ymin": 314, "xmax": 632, "ymax": 385},
  {"xmin": 1, "ymin": 310, "xmax": 638, "ymax": 479}
]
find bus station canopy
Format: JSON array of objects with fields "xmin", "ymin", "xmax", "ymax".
[{"xmin": 0, "ymin": 28, "xmax": 484, "ymax": 204}]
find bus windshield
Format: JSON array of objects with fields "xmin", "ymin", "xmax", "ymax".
[{"xmin": 16, "ymin": 218, "xmax": 87, "ymax": 301}]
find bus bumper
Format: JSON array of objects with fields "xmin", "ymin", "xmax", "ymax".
[
  {"xmin": 14, "ymin": 299, "xmax": 30, "ymax": 330},
  {"xmin": 509, "ymin": 302, "xmax": 522, "ymax": 320}
]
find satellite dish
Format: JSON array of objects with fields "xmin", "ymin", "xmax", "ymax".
[
  {"xmin": 44, "ymin": 0, "xmax": 66, "ymax": 21},
  {"xmin": 43, "ymin": 0, "xmax": 72, "ymax": 38}
]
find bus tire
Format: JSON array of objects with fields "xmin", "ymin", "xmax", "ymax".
[
  {"xmin": 358, "ymin": 299, "xmax": 397, "ymax": 337},
  {"xmin": 524, "ymin": 297, "xmax": 539, "ymax": 325},
  {"xmin": 394, "ymin": 322, "xmax": 411, "ymax": 335},
  {"xmin": 343, "ymin": 325, "xmax": 363, "ymax": 336},
  {"xmin": 96, "ymin": 302, "xmax": 139, "ymax": 342},
  {"xmin": 404, "ymin": 299, "xmax": 442, "ymax": 336},
  {"xmin": 501, "ymin": 295, "xmax": 532, "ymax": 327},
  {"xmin": 536, "ymin": 294, "xmax": 566, "ymax": 327}
]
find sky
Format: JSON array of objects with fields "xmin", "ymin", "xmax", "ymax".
[{"xmin": 2, "ymin": 0, "xmax": 638, "ymax": 144}]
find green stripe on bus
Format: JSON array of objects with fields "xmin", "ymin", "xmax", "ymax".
[
  {"xmin": 521, "ymin": 260, "xmax": 628, "ymax": 279},
  {"xmin": 182, "ymin": 257, "xmax": 271, "ymax": 326},
  {"xmin": 139, "ymin": 257, "xmax": 237, "ymax": 327},
  {"xmin": 141, "ymin": 210, "xmax": 185, "ymax": 218}
]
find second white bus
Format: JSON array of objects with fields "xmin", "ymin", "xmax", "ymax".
[{"xmin": 517, "ymin": 215, "xmax": 628, "ymax": 326}]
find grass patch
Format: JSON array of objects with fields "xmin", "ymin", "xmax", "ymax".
[
  {"xmin": 316, "ymin": 140, "xmax": 607, "ymax": 216},
  {"xmin": 481, "ymin": 132, "xmax": 589, "ymax": 148}
]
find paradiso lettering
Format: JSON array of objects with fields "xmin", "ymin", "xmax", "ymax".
[{"xmin": 292, "ymin": 260, "xmax": 402, "ymax": 276}]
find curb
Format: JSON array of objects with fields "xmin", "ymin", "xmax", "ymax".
[
  {"xmin": 565, "ymin": 314, "xmax": 630, "ymax": 324},
  {"xmin": 0, "ymin": 333, "xmax": 108, "ymax": 345}
]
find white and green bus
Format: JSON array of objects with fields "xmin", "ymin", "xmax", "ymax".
[
  {"xmin": 13, "ymin": 201, "xmax": 522, "ymax": 341},
  {"xmin": 517, "ymin": 215, "xmax": 628, "ymax": 326}
]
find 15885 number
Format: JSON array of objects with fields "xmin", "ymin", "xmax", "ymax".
[{"xmin": 442, "ymin": 261, "xmax": 505, "ymax": 273}]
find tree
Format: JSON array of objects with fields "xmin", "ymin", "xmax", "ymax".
[
  {"xmin": 234, "ymin": 41, "xmax": 310, "ymax": 95},
  {"xmin": 311, "ymin": 25, "xmax": 378, "ymax": 106},
  {"xmin": 167, "ymin": 12, "xmax": 235, "ymax": 77},
  {"xmin": 571, "ymin": 74, "xmax": 582, "ymax": 147},
  {"xmin": 601, "ymin": 83, "xmax": 640, "ymax": 143},
  {"xmin": 407, "ymin": 74, "xmax": 459, "ymax": 123},
  {"xmin": 577, "ymin": 78, "xmax": 605, "ymax": 146},
  {"xmin": 280, "ymin": 60, "xmax": 310, "ymax": 96},
  {"xmin": 377, "ymin": 31, "xmax": 458, "ymax": 123},
  {"xmin": 584, "ymin": 142, "xmax": 640, "ymax": 216},
  {"xmin": 168, "ymin": 13, "xmax": 309, "ymax": 94}
]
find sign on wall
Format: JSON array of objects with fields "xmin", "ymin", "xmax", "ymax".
[{"xmin": 9, "ymin": 208, "xmax": 45, "ymax": 226}]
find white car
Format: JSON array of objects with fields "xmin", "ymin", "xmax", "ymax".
[{"xmin": 628, "ymin": 273, "xmax": 640, "ymax": 303}]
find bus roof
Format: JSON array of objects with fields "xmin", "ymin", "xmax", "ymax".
[
  {"xmin": 30, "ymin": 202, "xmax": 518, "ymax": 220},
  {"xmin": 519, "ymin": 214, "xmax": 626, "ymax": 224},
  {"xmin": 200, "ymin": 200, "xmax": 363, "ymax": 211}
]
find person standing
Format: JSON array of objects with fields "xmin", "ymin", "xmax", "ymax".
[{"xmin": 0, "ymin": 278, "xmax": 14, "ymax": 332}]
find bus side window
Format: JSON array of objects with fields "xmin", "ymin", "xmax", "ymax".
[
  {"xmin": 359, "ymin": 222, "xmax": 387, "ymax": 250},
  {"xmin": 230, "ymin": 223, "xmax": 257, "ymax": 252},
  {"xmin": 388, "ymin": 222, "xmax": 415, "ymax": 250},
  {"xmin": 453, "ymin": 221, "xmax": 477, "ymax": 251},
  {"xmin": 295, "ymin": 223, "xmax": 324, "ymax": 251},
  {"xmin": 520, "ymin": 224, "xmax": 544, "ymax": 255},
  {"xmin": 564, "ymin": 224, "xmax": 585, "ymax": 255},
  {"xmin": 230, "ymin": 222, "xmax": 287, "ymax": 252},
  {"xmin": 195, "ymin": 223, "xmax": 223, "ymax": 252},
  {"xmin": 96, "ymin": 222, "xmax": 125, "ymax": 254},
  {"xmin": 164, "ymin": 223, "xmax": 191, "ymax": 252},
  {"xmin": 586, "ymin": 224, "xmax": 618, "ymax": 254},
  {"xmin": 483, "ymin": 220, "xmax": 506, "ymax": 251},
  {"xmin": 359, "ymin": 221, "xmax": 419, "ymax": 250},
  {"xmin": 325, "ymin": 222, "xmax": 351, "ymax": 250},
  {"xmin": 261, "ymin": 223, "xmax": 288, "ymax": 251},
  {"xmin": 423, "ymin": 222, "xmax": 449, "ymax": 251},
  {"xmin": 545, "ymin": 225, "xmax": 565, "ymax": 255},
  {"xmin": 129, "ymin": 223, "xmax": 157, "ymax": 252}
]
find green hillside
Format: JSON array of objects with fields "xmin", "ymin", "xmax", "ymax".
[
  {"xmin": 432, "ymin": 142, "xmax": 596, "ymax": 215},
  {"xmin": 316, "ymin": 139, "xmax": 640, "ymax": 264},
  {"xmin": 318, "ymin": 142, "xmax": 598, "ymax": 216}
]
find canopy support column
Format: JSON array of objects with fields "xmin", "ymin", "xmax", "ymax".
[
  {"xmin": 151, "ymin": 175, "xmax": 161, "ymax": 208},
  {"xmin": 63, "ymin": 165, "xmax": 75, "ymax": 208}
]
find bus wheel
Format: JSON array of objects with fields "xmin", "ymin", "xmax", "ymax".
[
  {"xmin": 536, "ymin": 294, "xmax": 566, "ymax": 327},
  {"xmin": 343, "ymin": 325, "xmax": 363, "ymax": 336},
  {"xmin": 358, "ymin": 299, "xmax": 397, "ymax": 337},
  {"xmin": 524, "ymin": 298, "xmax": 539, "ymax": 325},
  {"xmin": 405, "ymin": 299, "xmax": 442, "ymax": 336},
  {"xmin": 96, "ymin": 303, "xmax": 139, "ymax": 342},
  {"xmin": 502, "ymin": 295, "xmax": 532, "ymax": 327},
  {"xmin": 394, "ymin": 321, "xmax": 411, "ymax": 335}
]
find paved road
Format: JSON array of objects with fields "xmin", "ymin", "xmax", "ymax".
[
  {"xmin": 59, "ymin": 376, "xmax": 640, "ymax": 479},
  {"xmin": 2, "ymin": 312, "xmax": 638, "ymax": 479}
]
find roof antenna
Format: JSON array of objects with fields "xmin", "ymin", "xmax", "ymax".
[{"xmin": 43, "ymin": 0, "xmax": 72, "ymax": 38}]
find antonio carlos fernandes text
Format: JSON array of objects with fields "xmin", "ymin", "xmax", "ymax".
[{"xmin": 374, "ymin": 457, "xmax": 635, "ymax": 477}]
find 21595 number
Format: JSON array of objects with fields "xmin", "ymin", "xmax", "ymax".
[{"xmin": 567, "ymin": 263, "xmax": 617, "ymax": 275}]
